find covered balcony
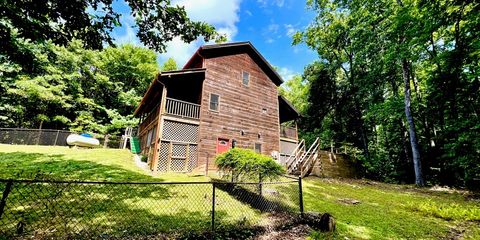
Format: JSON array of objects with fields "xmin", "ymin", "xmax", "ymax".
[
  {"xmin": 280, "ymin": 124, "xmax": 298, "ymax": 140},
  {"xmin": 165, "ymin": 97, "xmax": 200, "ymax": 119},
  {"xmin": 278, "ymin": 95, "xmax": 300, "ymax": 141},
  {"xmin": 135, "ymin": 68, "xmax": 205, "ymax": 124}
]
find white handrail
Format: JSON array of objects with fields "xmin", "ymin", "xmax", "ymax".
[
  {"xmin": 300, "ymin": 140, "xmax": 320, "ymax": 178},
  {"xmin": 294, "ymin": 137, "xmax": 319, "ymax": 176},
  {"xmin": 286, "ymin": 139, "xmax": 305, "ymax": 169}
]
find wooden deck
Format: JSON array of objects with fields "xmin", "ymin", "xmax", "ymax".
[
  {"xmin": 165, "ymin": 97, "xmax": 200, "ymax": 120},
  {"xmin": 280, "ymin": 125, "xmax": 298, "ymax": 141}
]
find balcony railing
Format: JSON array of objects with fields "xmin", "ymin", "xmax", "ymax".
[
  {"xmin": 280, "ymin": 125, "xmax": 298, "ymax": 140},
  {"xmin": 165, "ymin": 97, "xmax": 200, "ymax": 119},
  {"xmin": 139, "ymin": 104, "xmax": 160, "ymax": 133}
]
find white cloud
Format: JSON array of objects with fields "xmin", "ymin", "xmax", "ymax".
[
  {"xmin": 268, "ymin": 23, "xmax": 280, "ymax": 34},
  {"xmin": 278, "ymin": 67, "xmax": 297, "ymax": 81},
  {"xmin": 174, "ymin": 0, "xmax": 240, "ymax": 40},
  {"xmin": 115, "ymin": 25, "xmax": 138, "ymax": 45},
  {"xmin": 245, "ymin": 10, "xmax": 253, "ymax": 16},
  {"xmin": 158, "ymin": 0, "xmax": 242, "ymax": 67},
  {"xmin": 157, "ymin": 37, "xmax": 199, "ymax": 68},
  {"xmin": 113, "ymin": 0, "xmax": 242, "ymax": 67},
  {"xmin": 275, "ymin": 0, "xmax": 285, "ymax": 7},
  {"xmin": 262, "ymin": 22, "xmax": 280, "ymax": 43},
  {"xmin": 284, "ymin": 24, "xmax": 296, "ymax": 37},
  {"xmin": 114, "ymin": 14, "xmax": 140, "ymax": 46},
  {"xmin": 257, "ymin": 0, "xmax": 285, "ymax": 8}
]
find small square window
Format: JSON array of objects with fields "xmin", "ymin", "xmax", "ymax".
[
  {"xmin": 254, "ymin": 143, "xmax": 261, "ymax": 154},
  {"xmin": 209, "ymin": 93, "xmax": 220, "ymax": 111},
  {"xmin": 242, "ymin": 71, "xmax": 250, "ymax": 86}
]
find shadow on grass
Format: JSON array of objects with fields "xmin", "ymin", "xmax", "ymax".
[
  {"xmin": 0, "ymin": 152, "xmax": 286, "ymax": 239},
  {"xmin": 0, "ymin": 152, "xmax": 211, "ymax": 238},
  {"xmin": 0, "ymin": 180, "xmax": 217, "ymax": 239},
  {"xmin": 214, "ymin": 180, "xmax": 299, "ymax": 214},
  {"xmin": 0, "ymin": 152, "xmax": 155, "ymax": 181}
]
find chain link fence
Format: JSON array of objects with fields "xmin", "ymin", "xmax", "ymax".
[
  {"xmin": 0, "ymin": 178, "xmax": 302, "ymax": 239},
  {"xmin": 0, "ymin": 128, "xmax": 122, "ymax": 149},
  {"xmin": 0, "ymin": 128, "xmax": 72, "ymax": 146}
]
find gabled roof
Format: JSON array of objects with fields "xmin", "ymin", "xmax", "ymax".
[{"xmin": 184, "ymin": 41, "xmax": 284, "ymax": 86}]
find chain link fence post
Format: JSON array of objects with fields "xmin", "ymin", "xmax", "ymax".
[
  {"xmin": 12, "ymin": 129, "xmax": 17, "ymax": 145},
  {"xmin": 211, "ymin": 182, "xmax": 216, "ymax": 239},
  {"xmin": 298, "ymin": 176, "xmax": 304, "ymax": 217},
  {"xmin": 0, "ymin": 180, "xmax": 13, "ymax": 219},
  {"xmin": 53, "ymin": 130, "xmax": 60, "ymax": 146}
]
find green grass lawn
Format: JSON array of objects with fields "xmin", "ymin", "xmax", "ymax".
[
  {"xmin": 303, "ymin": 178, "xmax": 480, "ymax": 240},
  {"xmin": 0, "ymin": 144, "xmax": 264, "ymax": 238},
  {"xmin": 1, "ymin": 144, "xmax": 479, "ymax": 239},
  {"xmin": 0, "ymin": 144, "xmax": 207, "ymax": 181}
]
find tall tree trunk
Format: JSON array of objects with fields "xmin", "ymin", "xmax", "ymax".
[{"xmin": 401, "ymin": 59, "xmax": 425, "ymax": 186}]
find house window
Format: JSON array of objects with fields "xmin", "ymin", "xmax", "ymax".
[
  {"xmin": 242, "ymin": 71, "xmax": 250, "ymax": 86},
  {"xmin": 254, "ymin": 143, "xmax": 262, "ymax": 154},
  {"xmin": 146, "ymin": 128, "xmax": 153, "ymax": 145},
  {"xmin": 209, "ymin": 93, "xmax": 220, "ymax": 111}
]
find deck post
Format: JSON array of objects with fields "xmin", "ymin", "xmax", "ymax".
[
  {"xmin": 167, "ymin": 141, "xmax": 173, "ymax": 171},
  {"xmin": 151, "ymin": 85, "xmax": 167, "ymax": 172},
  {"xmin": 184, "ymin": 144, "xmax": 190, "ymax": 172}
]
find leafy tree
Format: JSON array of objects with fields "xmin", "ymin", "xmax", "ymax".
[
  {"xmin": 100, "ymin": 44, "xmax": 158, "ymax": 103},
  {"xmin": 1, "ymin": 40, "xmax": 159, "ymax": 135},
  {"xmin": 278, "ymin": 75, "xmax": 309, "ymax": 114},
  {"xmin": 161, "ymin": 58, "xmax": 178, "ymax": 71},
  {"xmin": 292, "ymin": 0, "xmax": 480, "ymax": 187},
  {"xmin": 0, "ymin": 0, "xmax": 224, "ymax": 72}
]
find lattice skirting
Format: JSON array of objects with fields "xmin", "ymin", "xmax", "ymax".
[
  {"xmin": 155, "ymin": 119, "xmax": 199, "ymax": 172},
  {"xmin": 157, "ymin": 141, "xmax": 198, "ymax": 172},
  {"xmin": 161, "ymin": 120, "xmax": 198, "ymax": 142}
]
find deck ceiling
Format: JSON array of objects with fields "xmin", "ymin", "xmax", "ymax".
[
  {"xmin": 134, "ymin": 68, "xmax": 206, "ymax": 116},
  {"xmin": 279, "ymin": 95, "xmax": 300, "ymax": 123}
]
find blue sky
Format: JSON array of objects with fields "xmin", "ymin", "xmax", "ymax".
[{"xmin": 111, "ymin": 0, "xmax": 318, "ymax": 80}]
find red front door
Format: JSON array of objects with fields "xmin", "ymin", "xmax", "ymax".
[{"xmin": 216, "ymin": 138, "xmax": 230, "ymax": 154}]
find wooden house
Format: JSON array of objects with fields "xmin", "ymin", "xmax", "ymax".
[{"xmin": 134, "ymin": 42, "xmax": 300, "ymax": 173}]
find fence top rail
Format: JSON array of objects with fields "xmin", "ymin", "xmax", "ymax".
[
  {"xmin": 0, "ymin": 178, "xmax": 298, "ymax": 185},
  {"xmin": 0, "ymin": 179, "xmax": 212, "ymax": 185},
  {"xmin": 0, "ymin": 128, "xmax": 72, "ymax": 132},
  {"xmin": 283, "ymin": 175, "xmax": 300, "ymax": 180}
]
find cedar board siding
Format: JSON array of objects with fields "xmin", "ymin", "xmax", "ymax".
[{"xmin": 197, "ymin": 53, "xmax": 280, "ymax": 168}]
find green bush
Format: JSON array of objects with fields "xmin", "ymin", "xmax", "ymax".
[{"xmin": 215, "ymin": 148, "xmax": 285, "ymax": 182}]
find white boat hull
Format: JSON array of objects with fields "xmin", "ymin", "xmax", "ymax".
[{"xmin": 66, "ymin": 134, "xmax": 100, "ymax": 147}]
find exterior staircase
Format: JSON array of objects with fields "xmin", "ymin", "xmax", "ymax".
[{"xmin": 285, "ymin": 137, "xmax": 320, "ymax": 178}]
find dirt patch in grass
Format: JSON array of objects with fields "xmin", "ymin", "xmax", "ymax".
[{"xmin": 253, "ymin": 213, "xmax": 311, "ymax": 240}]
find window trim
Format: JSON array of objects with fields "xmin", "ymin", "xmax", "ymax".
[
  {"xmin": 254, "ymin": 143, "xmax": 262, "ymax": 154},
  {"xmin": 209, "ymin": 93, "xmax": 220, "ymax": 112},
  {"xmin": 242, "ymin": 71, "xmax": 250, "ymax": 86}
]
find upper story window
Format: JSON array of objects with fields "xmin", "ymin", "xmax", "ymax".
[
  {"xmin": 209, "ymin": 93, "xmax": 220, "ymax": 111},
  {"xmin": 242, "ymin": 71, "xmax": 250, "ymax": 86}
]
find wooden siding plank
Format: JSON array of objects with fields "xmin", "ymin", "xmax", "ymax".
[{"xmin": 197, "ymin": 53, "xmax": 281, "ymax": 169}]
